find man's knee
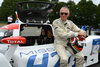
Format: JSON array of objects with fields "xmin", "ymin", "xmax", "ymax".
[
  {"xmin": 60, "ymin": 58, "xmax": 68, "ymax": 66},
  {"xmin": 76, "ymin": 53, "xmax": 84, "ymax": 65},
  {"xmin": 77, "ymin": 54, "xmax": 84, "ymax": 60},
  {"xmin": 76, "ymin": 52, "xmax": 84, "ymax": 59},
  {"xmin": 60, "ymin": 59, "xmax": 68, "ymax": 63}
]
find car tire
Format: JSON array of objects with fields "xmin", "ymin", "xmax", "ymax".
[{"xmin": 98, "ymin": 52, "xmax": 100, "ymax": 63}]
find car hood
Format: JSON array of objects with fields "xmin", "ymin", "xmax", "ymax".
[{"xmin": 16, "ymin": 1, "xmax": 55, "ymax": 23}]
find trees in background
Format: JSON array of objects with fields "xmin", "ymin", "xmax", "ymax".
[
  {"xmin": 0, "ymin": 0, "xmax": 100, "ymax": 28},
  {"xmin": 76, "ymin": 0, "xmax": 97, "ymax": 27},
  {"xmin": 0, "ymin": 0, "xmax": 30, "ymax": 22},
  {"xmin": 49, "ymin": 0, "xmax": 100, "ymax": 28}
]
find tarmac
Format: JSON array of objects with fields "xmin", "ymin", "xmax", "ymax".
[{"xmin": 88, "ymin": 62, "xmax": 100, "ymax": 67}]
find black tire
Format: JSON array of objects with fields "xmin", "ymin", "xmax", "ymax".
[{"xmin": 99, "ymin": 51, "xmax": 100, "ymax": 63}]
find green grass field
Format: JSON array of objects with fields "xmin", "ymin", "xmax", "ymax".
[{"xmin": 0, "ymin": 23, "xmax": 7, "ymax": 26}]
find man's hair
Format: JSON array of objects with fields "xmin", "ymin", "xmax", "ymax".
[{"xmin": 60, "ymin": 6, "xmax": 70, "ymax": 13}]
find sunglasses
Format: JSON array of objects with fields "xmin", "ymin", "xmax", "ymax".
[{"xmin": 60, "ymin": 13, "xmax": 68, "ymax": 15}]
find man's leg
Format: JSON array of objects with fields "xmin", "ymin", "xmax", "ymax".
[
  {"xmin": 67, "ymin": 46, "xmax": 84, "ymax": 67},
  {"xmin": 54, "ymin": 44, "xmax": 68, "ymax": 67},
  {"xmin": 74, "ymin": 52, "xmax": 84, "ymax": 67}
]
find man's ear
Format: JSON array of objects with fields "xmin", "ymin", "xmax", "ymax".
[
  {"xmin": 59, "ymin": 12, "xmax": 61, "ymax": 16},
  {"xmin": 69, "ymin": 13, "xmax": 70, "ymax": 15},
  {"xmin": 67, "ymin": 13, "xmax": 70, "ymax": 17}
]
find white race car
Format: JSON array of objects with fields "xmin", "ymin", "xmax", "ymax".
[{"xmin": 0, "ymin": 1, "xmax": 100, "ymax": 67}]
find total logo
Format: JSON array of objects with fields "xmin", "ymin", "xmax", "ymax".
[
  {"xmin": 7, "ymin": 40, "xmax": 24, "ymax": 44},
  {"xmin": 1, "ymin": 36, "xmax": 26, "ymax": 44}
]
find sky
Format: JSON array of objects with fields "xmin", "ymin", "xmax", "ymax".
[
  {"xmin": 59, "ymin": 0, "xmax": 100, "ymax": 5},
  {"xmin": 0, "ymin": 0, "xmax": 3, "ymax": 6},
  {"xmin": 0, "ymin": 0, "xmax": 100, "ymax": 6}
]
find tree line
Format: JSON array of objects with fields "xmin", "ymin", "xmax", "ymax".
[{"xmin": 0, "ymin": 0, "xmax": 100, "ymax": 28}]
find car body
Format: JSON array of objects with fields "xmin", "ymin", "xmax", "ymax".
[{"xmin": 0, "ymin": 1, "xmax": 100, "ymax": 67}]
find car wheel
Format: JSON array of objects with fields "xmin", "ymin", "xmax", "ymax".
[{"xmin": 98, "ymin": 51, "xmax": 100, "ymax": 63}]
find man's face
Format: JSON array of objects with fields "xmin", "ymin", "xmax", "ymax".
[
  {"xmin": 60, "ymin": 8, "xmax": 69, "ymax": 21},
  {"xmin": 10, "ymin": 15, "xmax": 12, "ymax": 17}
]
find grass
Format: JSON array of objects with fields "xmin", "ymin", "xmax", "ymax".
[{"xmin": 0, "ymin": 23, "xmax": 7, "ymax": 26}]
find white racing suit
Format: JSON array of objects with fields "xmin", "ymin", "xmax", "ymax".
[{"xmin": 52, "ymin": 18, "xmax": 84, "ymax": 67}]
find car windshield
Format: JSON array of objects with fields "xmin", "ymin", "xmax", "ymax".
[
  {"xmin": 18, "ymin": 3, "xmax": 51, "ymax": 11},
  {"xmin": 20, "ymin": 26, "xmax": 41, "ymax": 36},
  {"xmin": 19, "ymin": 24, "xmax": 54, "ymax": 46}
]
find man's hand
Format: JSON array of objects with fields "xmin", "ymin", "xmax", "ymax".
[
  {"xmin": 78, "ymin": 31, "xmax": 86, "ymax": 38},
  {"xmin": 80, "ymin": 35, "xmax": 86, "ymax": 39}
]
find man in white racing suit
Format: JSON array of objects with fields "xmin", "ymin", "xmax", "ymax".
[{"xmin": 52, "ymin": 6, "xmax": 86, "ymax": 67}]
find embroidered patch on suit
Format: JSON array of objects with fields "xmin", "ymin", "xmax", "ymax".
[
  {"xmin": 55, "ymin": 27, "xmax": 58, "ymax": 30},
  {"xmin": 67, "ymin": 27, "xmax": 70, "ymax": 29},
  {"xmin": 70, "ymin": 21, "xmax": 73, "ymax": 24},
  {"xmin": 55, "ymin": 20, "xmax": 59, "ymax": 24}
]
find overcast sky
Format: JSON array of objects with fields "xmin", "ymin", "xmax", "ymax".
[
  {"xmin": 0, "ymin": 0, "xmax": 100, "ymax": 6},
  {"xmin": 59, "ymin": 0, "xmax": 100, "ymax": 5},
  {"xmin": 0, "ymin": 0, "xmax": 3, "ymax": 6}
]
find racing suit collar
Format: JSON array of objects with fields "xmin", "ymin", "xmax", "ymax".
[{"xmin": 60, "ymin": 18, "xmax": 67, "ymax": 25}]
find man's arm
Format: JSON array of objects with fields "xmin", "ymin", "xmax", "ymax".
[
  {"xmin": 71, "ymin": 22, "xmax": 86, "ymax": 38},
  {"xmin": 52, "ymin": 20, "xmax": 78, "ymax": 39},
  {"xmin": 8, "ymin": 17, "xmax": 13, "ymax": 21}
]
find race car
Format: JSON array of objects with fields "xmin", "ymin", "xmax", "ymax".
[{"xmin": 0, "ymin": 1, "xmax": 100, "ymax": 67}]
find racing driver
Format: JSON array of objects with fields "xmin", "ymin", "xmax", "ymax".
[{"xmin": 52, "ymin": 6, "xmax": 86, "ymax": 67}]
